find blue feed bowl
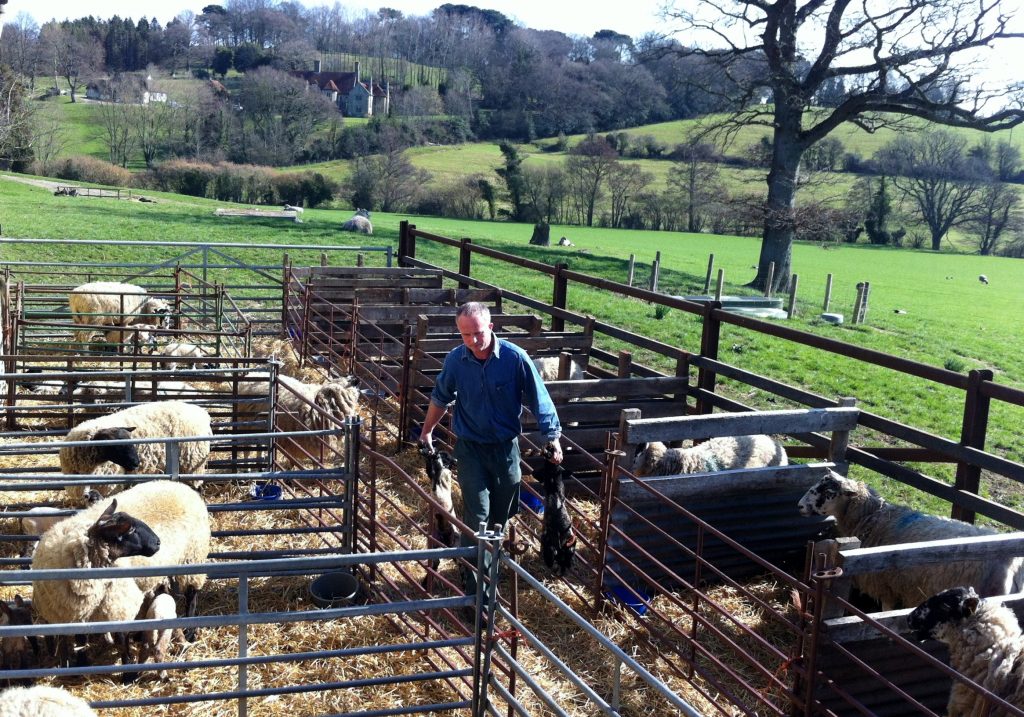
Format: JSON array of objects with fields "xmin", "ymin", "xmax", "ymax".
[
  {"xmin": 606, "ymin": 585, "xmax": 651, "ymax": 617},
  {"xmin": 309, "ymin": 571, "xmax": 361, "ymax": 608},
  {"xmin": 520, "ymin": 487, "xmax": 545, "ymax": 515},
  {"xmin": 249, "ymin": 482, "xmax": 282, "ymax": 501}
]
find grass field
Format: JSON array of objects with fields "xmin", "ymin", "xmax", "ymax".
[{"xmin": 3, "ymin": 174, "xmax": 1021, "ymax": 469}]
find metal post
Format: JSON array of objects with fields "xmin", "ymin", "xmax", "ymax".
[
  {"xmin": 473, "ymin": 524, "xmax": 502, "ymax": 716},
  {"xmin": 166, "ymin": 441, "xmax": 181, "ymax": 481},
  {"xmin": 703, "ymin": 254, "xmax": 715, "ymax": 294},
  {"xmin": 237, "ymin": 573, "xmax": 249, "ymax": 717},
  {"xmin": 612, "ymin": 657, "xmax": 623, "ymax": 711},
  {"xmin": 343, "ymin": 416, "xmax": 362, "ymax": 554}
]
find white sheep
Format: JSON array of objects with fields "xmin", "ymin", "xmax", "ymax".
[
  {"xmin": 557, "ymin": 236, "xmax": 574, "ymax": 247},
  {"xmin": 59, "ymin": 400, "xmax": 212, "ymax": 502},
  {"xmin": 532, "ymin": 356, "xmax": 585, "ymax": 381},
  {"xmin": 908, "ymin": 586, "xmax": 1024, "ymax": 717},
  {"xmin": 236, "ymin": 372, "xmax": 361, "ymax": 468},
  {"xmin": 341, "ymin": 208, "xmax": 373, "ymax": 235},
  {"xmin": 0, "ymin": 685, "xmax": 96, "ymax": 716},
  {"xmin": 156, "ymin": 341, "xmax": 215, "ymax": 371},
  {"xmin": 68, "ymin": 378, "xmax": 199, "ymax": 411},
  {"xmin": 979, "ymin": 275, "xmax": 990, "ymax": 285},
  {"xmin": 30, "ymin": 497, "xmax": 157, "ymax": 674},
  {"xmin": 797, "ymin": 471, "xmax": 1024, "ymax": 611},
  {"xmin": 32, "ymin": 481, "xmax": 211, "ymax": 665},
  {"xmin": 631, "ymin": 435, "xmax": 788, "ymax": 477},
  {"xmin": 101, "ymin": 323, "xmax": 159, "ymax": 349},
  {"xmin": 283, "ymin": 203, "xmax": 304, "ymax": 214},
  {"xmin": 69, "ymin": 282, "xmax": 171, "ymax": 346},
  {"xmin": 137, "ymin": 587, "xmax": 180, "ymax": 680}
]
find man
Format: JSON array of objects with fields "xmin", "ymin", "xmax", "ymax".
[{"xmin": 419, "ymin": 301, "xmax": 563, "ymax": 594}]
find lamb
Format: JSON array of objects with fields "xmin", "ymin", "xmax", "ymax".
[
  {"xmin": 797, "ymin": 471, "xmax": 1024, "ymax": 610},
  {"xmin": 101, "ymin": 323, "xmax": 159, "ymax": 349},
  {"xmin": 535, "ymin": 455, "xmax": 576, "ymax": 575},
  {"xmin": 68, "ymin": 378, "xmax": 199, "ymax": 410},
  {"xmin": 979, "ymin": 275, "xmax": 990, "ymax": 285},
  {"xmin": 30, "ymin": 497, "xmax": 158, "ymax": 675},
  {"xmin": 156, "ymin": 341, "xmax": 215, "ymax": 371},
  {"xmin": 137, "ymin": 586, "xmax": 181, "ymax": 680},
  {"xmin": 631, "ymin": 434, "xmax": 788, "ymax": 477},
  {"xmin": 341, "ymin": 208, "xmax": 373, "ymax": 235},
  {"xmin": 532, "ymin": 356, "xmax": 585, "ymax": 382},
  {"xmin": 69, "ymin": 282, "xmax": 171, "ymax": 346},
  {"xmin": 0, "ymin": 595, "xmax": 38, "ymax": 672},
  {"xmin": 0, "ymin": 685, "xmax": 96, "ymax": 716},
  {"xmin": 33, "ymin": 481, "xmax": 211, "ymax": 662},
  {"xmin": 557, "ymin": 236, "xmax": 574, "ymax": 247},
  {"xmin": 419, "ymin": 446, "xmax": 456, "ymax": 551},
  {"xmin": 236, "ymin": 372, "xmax": 361, "ymax": 468},
  {"xmin": 908, "ymin": 586, "xmax": 1024, "ymax": 717},
  {"xmin": 59, "ymin": 400, "xmax": 212, "ymax": 502},
  {"xmin": 283, "ymin": 203, "xmax": 304, "ymax": 214}
]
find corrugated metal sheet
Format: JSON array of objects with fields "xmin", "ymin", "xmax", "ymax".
[{"xmin": 605, "ymin": 465, "xmax": 834, "ymax": 590}]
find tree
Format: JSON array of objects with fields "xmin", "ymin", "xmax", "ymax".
[
  {"xmin": 520, "ymin": 165, "xmax": 567, "ymax": 224},
  {"xmin": 968, "ymin": 181, "xmax": 1019, "ymax": 255},
  {"xmin": 662, "ymin": 0, "xmax": 1024, "ymax": 291},
  {"xmin": 211, "ymin": 46, "xmax": 233, "ymax": 78},
  {"xmin": 40, "ymin": 23, "xmax": 103, "ymax": 103},
  {"xmin": 667, "ymin": 140, "xmax": 721, "ymax": 232},
  {"xmin": 96, "ymin": 79, "xmax": 138, "ymax": 167},
  {"xmin": 495, "ymin": 141, "xmax": 526, "ymax": 220},
  {"xmin": 0, "ymin": 66, "xmax": 34, "ymax": 169},
  {"xmin": 565, "ymin": 135, "xmax": 619, "ymax": 227},
  {"xmin": 2, "ymin": 13, "xmax": 42, "ymax": 90},
  {"xmin": 135, "ymin": 100, "xmax": 178, "ymax": 168},
  {"xmin": 606, "ymin": 163, "xmax": 653, "ymax": 228},
  {"xmin": 877, "ymin": 130, "xmax": 983, "ymax": 251}
]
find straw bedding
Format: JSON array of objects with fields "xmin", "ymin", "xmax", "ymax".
[{"xmin": 0, "ymin": 375, "xmax": 796, "ymax": 717}]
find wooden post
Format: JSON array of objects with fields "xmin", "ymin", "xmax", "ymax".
[
  {"xmin": 696, "ymin": 300, "xmax": 722, "ymax": 415},
  {"xmin": 551, "ymin": 263, "xmax": 568, "ymax": 331},
  {"xmin": 823, "ymin": 273, "xmax": 833, "ymax": 312},
  {"xmin": 787, "ymin": 273, "xmax": 799, "ymax": 319},
  {"xmin": 859, "ymin": 281, "xmax": 871, "ymax": 323},
  {"xmin": 458, "ymin": 238, "xmax": 473, "ymax": 290},
  {"xmin": 356, "ymin": 253, "xmax": 364, "ymax": 267},
  {"xmin": 398, "ymin": 220, "xmax": 408, "ymax": 264},
  {"xmin": 852, "ymin": 282, "xmax": 865, "ymax": 325},
  {"xmin": 649, "ymin": 251, "xmax": 661, "ymax": 292},
  {"xmin": 627, "ymin": 254, "xmax": 635, "ymax": 287},
  {"xmin": 953, "ymin": 369, "xmax": 993, "ymax": 523},
  {"xmin": 703, "ymin": 254, "xmax": 715, "ymax": 294},
  {"xmin": 714, "ymin": 269, "xmax": 725, "ymax": 302},
  {"xmin": 764, "ymin": 262, "xmax": 775, "ymax": 298},
  {"xmin": 320, "ymin": 252, "xmax": 328, "ymax": 267}
]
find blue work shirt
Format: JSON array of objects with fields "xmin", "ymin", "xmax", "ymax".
[{"xmin": 430, "ymin": 337, "xmax": 562, "ymax": 444}]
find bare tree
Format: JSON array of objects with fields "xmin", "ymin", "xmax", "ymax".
[
  {"xmin": 661, "ymin": 0, "xmax": 1024, "ymax": 291},
  {"xmin": 40, "ymin": 23, "xmax": 103, "ymax": 103},
  {"xmin": 0, "ymin": 66, "xmax": 34, "ymax": 167},
  {"xmin": 606, "ymin": 163, "xmax": 654, "ymax": 228},
  {"xmin": 565, "ymin": 135, "xmax": 619, "ymax": 226},
  {"xmin": 968, "ymin": 181, "xmax": 1020, "ymax": 255},
  {"xmin": 96, "ymin": 81, "xmax": 138, "ymax": 167},
  {"xmin": 520, "ymin": 164, "xmax": 567, "ymax": 224},
  {"xmin": 877, "ymin": 130, "xmax": 983, "ymax": 251},
  {"xmin": 135, "ymin": 100, "xmax": 178, "ymax": 168},
  {"xmin": 2, "ymin": 12, "xmax": 42, "ymax": 90},
  {"xmin": 667, "ymin": 140, "xmax": 722, "ymax": 232}
]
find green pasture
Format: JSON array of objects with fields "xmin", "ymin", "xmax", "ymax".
[{"xmin": 3, "ymin": 174, "xmax": 1022, "ymax": 514}]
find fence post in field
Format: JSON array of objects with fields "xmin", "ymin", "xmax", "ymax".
[
  {"xmin": 398, "ymin": 220, "xmax": 408, "ymax": 263},
  {"xmin": 859, "ymin": 281, "xmax": 871, "ymax": 323},
  {"xmin": 320, "ymin": 252, "xmax": 328, "ymax": 267},
  {"xmin": 697, "ymin": 300, "xmax": 722, "ymax": 415},
  {"xmin": 953, "ymin": 368, "xmax": 993, "ymax": 523},
  {"xmin": 280, "ymin": 253, "xmax": 290, "ymax": 337},
  {"xmin": 704, "ymin": 254, "xmax": 715, "ymax": 294},
  {"xmin": 787, "ymin": 274, "xmax": 799, "ymax": 318},
  {"xmin": 627, "ymin": 254, "xmax": 635, "ymax": 287},
  {"xmin": 823, "ymin": 273, "xmax": 833, "ymax": 312},
  {"xmin": 552, "ymin": 263, "xmax": 568, "ymax": 331},
  {"xmin": 714, "ymin": 269, "xmax": 725, "ymax": 302},
  {"xmin": 356, "ymin": 253, "xmax": 364, "ymax": 267},
  {"xmin": 853, "ymin": 282, "xmax": 865, "ymax": 325},
  {"xmin": 458, "ymin": 238, "xmax": 473, "ymax": 290},
  {"xmin": 764, "ymin": 262, "xmax": 775, "ymax": 298}
]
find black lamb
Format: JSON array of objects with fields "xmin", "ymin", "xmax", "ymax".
[
  {"xmin": 535, "ymin": 457, "xmax": 576, "ymax": 575},
  {"xmin": 419, "ymin": 445, "xmax": 457, "ymax": 562}
]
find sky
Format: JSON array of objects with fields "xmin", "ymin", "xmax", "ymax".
[{"xmin": 4, "ymin": 0, "xmax": 672, "ymax": 40}]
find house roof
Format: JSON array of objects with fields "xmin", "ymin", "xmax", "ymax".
[
  {"xmin": 292, "ymin": 71, "xmax": 388, "ymax": 97},
  {"xmin": 323, "ymin": 79, "xmax": 340, "ymax": 92}
]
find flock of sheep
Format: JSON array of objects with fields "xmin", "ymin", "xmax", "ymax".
[
  {"xmin": 0, "ymin": 280, "xmax": 366, "ymax": 707},
  {"xmin": 2, "ymin": 282, "xmax": 1022, "ymax": 715}
]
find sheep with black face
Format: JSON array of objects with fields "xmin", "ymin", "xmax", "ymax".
[{"xmin": 534, "ymin": 451, "xmax": 576, "ymax": 575}]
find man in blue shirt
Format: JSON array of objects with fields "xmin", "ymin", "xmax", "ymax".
[{"xmin": 419, "ymin": 301, "xmax": 563, "ymax": 595}]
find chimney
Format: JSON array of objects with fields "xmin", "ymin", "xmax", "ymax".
[
  {"xmin": 314, "ymin": 59, "xmax": 321, "ymax": 73},
  {"xmin": 355, "ymin": 61, "xmax": 360, "ymax": 84}
]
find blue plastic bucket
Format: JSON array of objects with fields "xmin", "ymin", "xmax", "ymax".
[
  {"xmin": 606, "ymin": 585, "xmax": 651, "ymax": 617},
  {"xmin": 520, "ymin": 485, "xmax": 545, "ymax": 515},
  {"xmin": 249, "ymin": 482, "xmax": 282, "ymax": 501}
]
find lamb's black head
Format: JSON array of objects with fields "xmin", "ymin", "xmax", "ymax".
[
  {"xmin": 419, "ymin": 446, "xmax": 455, "ymax": 484},
  {"xmin": 87, "ymin": 499, "xmax": 161, "ymax": 560},
  {"xmin": 906, "ymin": 586, "xmax": 980, "ymax": 641},
  {"xmin": 91, "ymin": 426, "xmax": 141, "ymax": 472},
  {"xmin": 535, "ymin": 458, "xmax": 571, "ymax": 494}
]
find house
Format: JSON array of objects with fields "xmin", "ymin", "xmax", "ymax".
[
  {"xmin": 85, "ymin": 74, "xmax": 166, "ymax": 104},
  {"xmin": 291, "ymin": 60, "xmax": 390, "ymax": 118}
]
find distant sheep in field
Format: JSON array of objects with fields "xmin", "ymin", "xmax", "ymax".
[
  {"xmin": 69, "ymin": 282, "xmax": 171, "ymax": 346},
  {"xmin": 341, "ymin": 208, "xmax": 372, "ymax": 235},
  {"xmin": 908, "ymin": 586, "xmax": 1024, "ymax": 717},
  {"xmin": 631, "ymin": 435, "xmax": 788, "ymax": 477},
  {"xmin": 532, "ymin": 356, "xmax": 584, "ymax": 382},
  {"xmin": 283, "ymin": 204, "xmax": 304, "ymax": 214},
  {"xmin": 558, "ymin": 236, "xmax": 574, "ymax": 247},
  {"xmin": 979, "ymin": 274, "xmax": 990, "ymax": 285},
  {"xmin": 797, "ymin": 471, "xmax": 1024, "ymax": 611},
  {"xmin": 59, "ymin": 400, "xmax": 212, "ymax": 502}
]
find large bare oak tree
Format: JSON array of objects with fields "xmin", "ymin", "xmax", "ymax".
[{"xmin": 662, "ymin": 0, "xmax": 1024, "ymax": 291}]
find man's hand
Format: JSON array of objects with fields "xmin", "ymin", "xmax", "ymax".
[
  {"xmin": 545, "ymin": 439, "xmax": 564, "ymax": 465},
  {"xmin": 419, "ymin": 428, "xmax": 434, "ymax": 454}
]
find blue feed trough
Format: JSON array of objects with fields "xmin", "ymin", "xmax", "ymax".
[
  {"xmin": 606, "ymin": 585, "xmax": 651, "ymax": 617},
  {"xmin": 249, "ymin": 482, "xmax": 282, "ymax": 501}
]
